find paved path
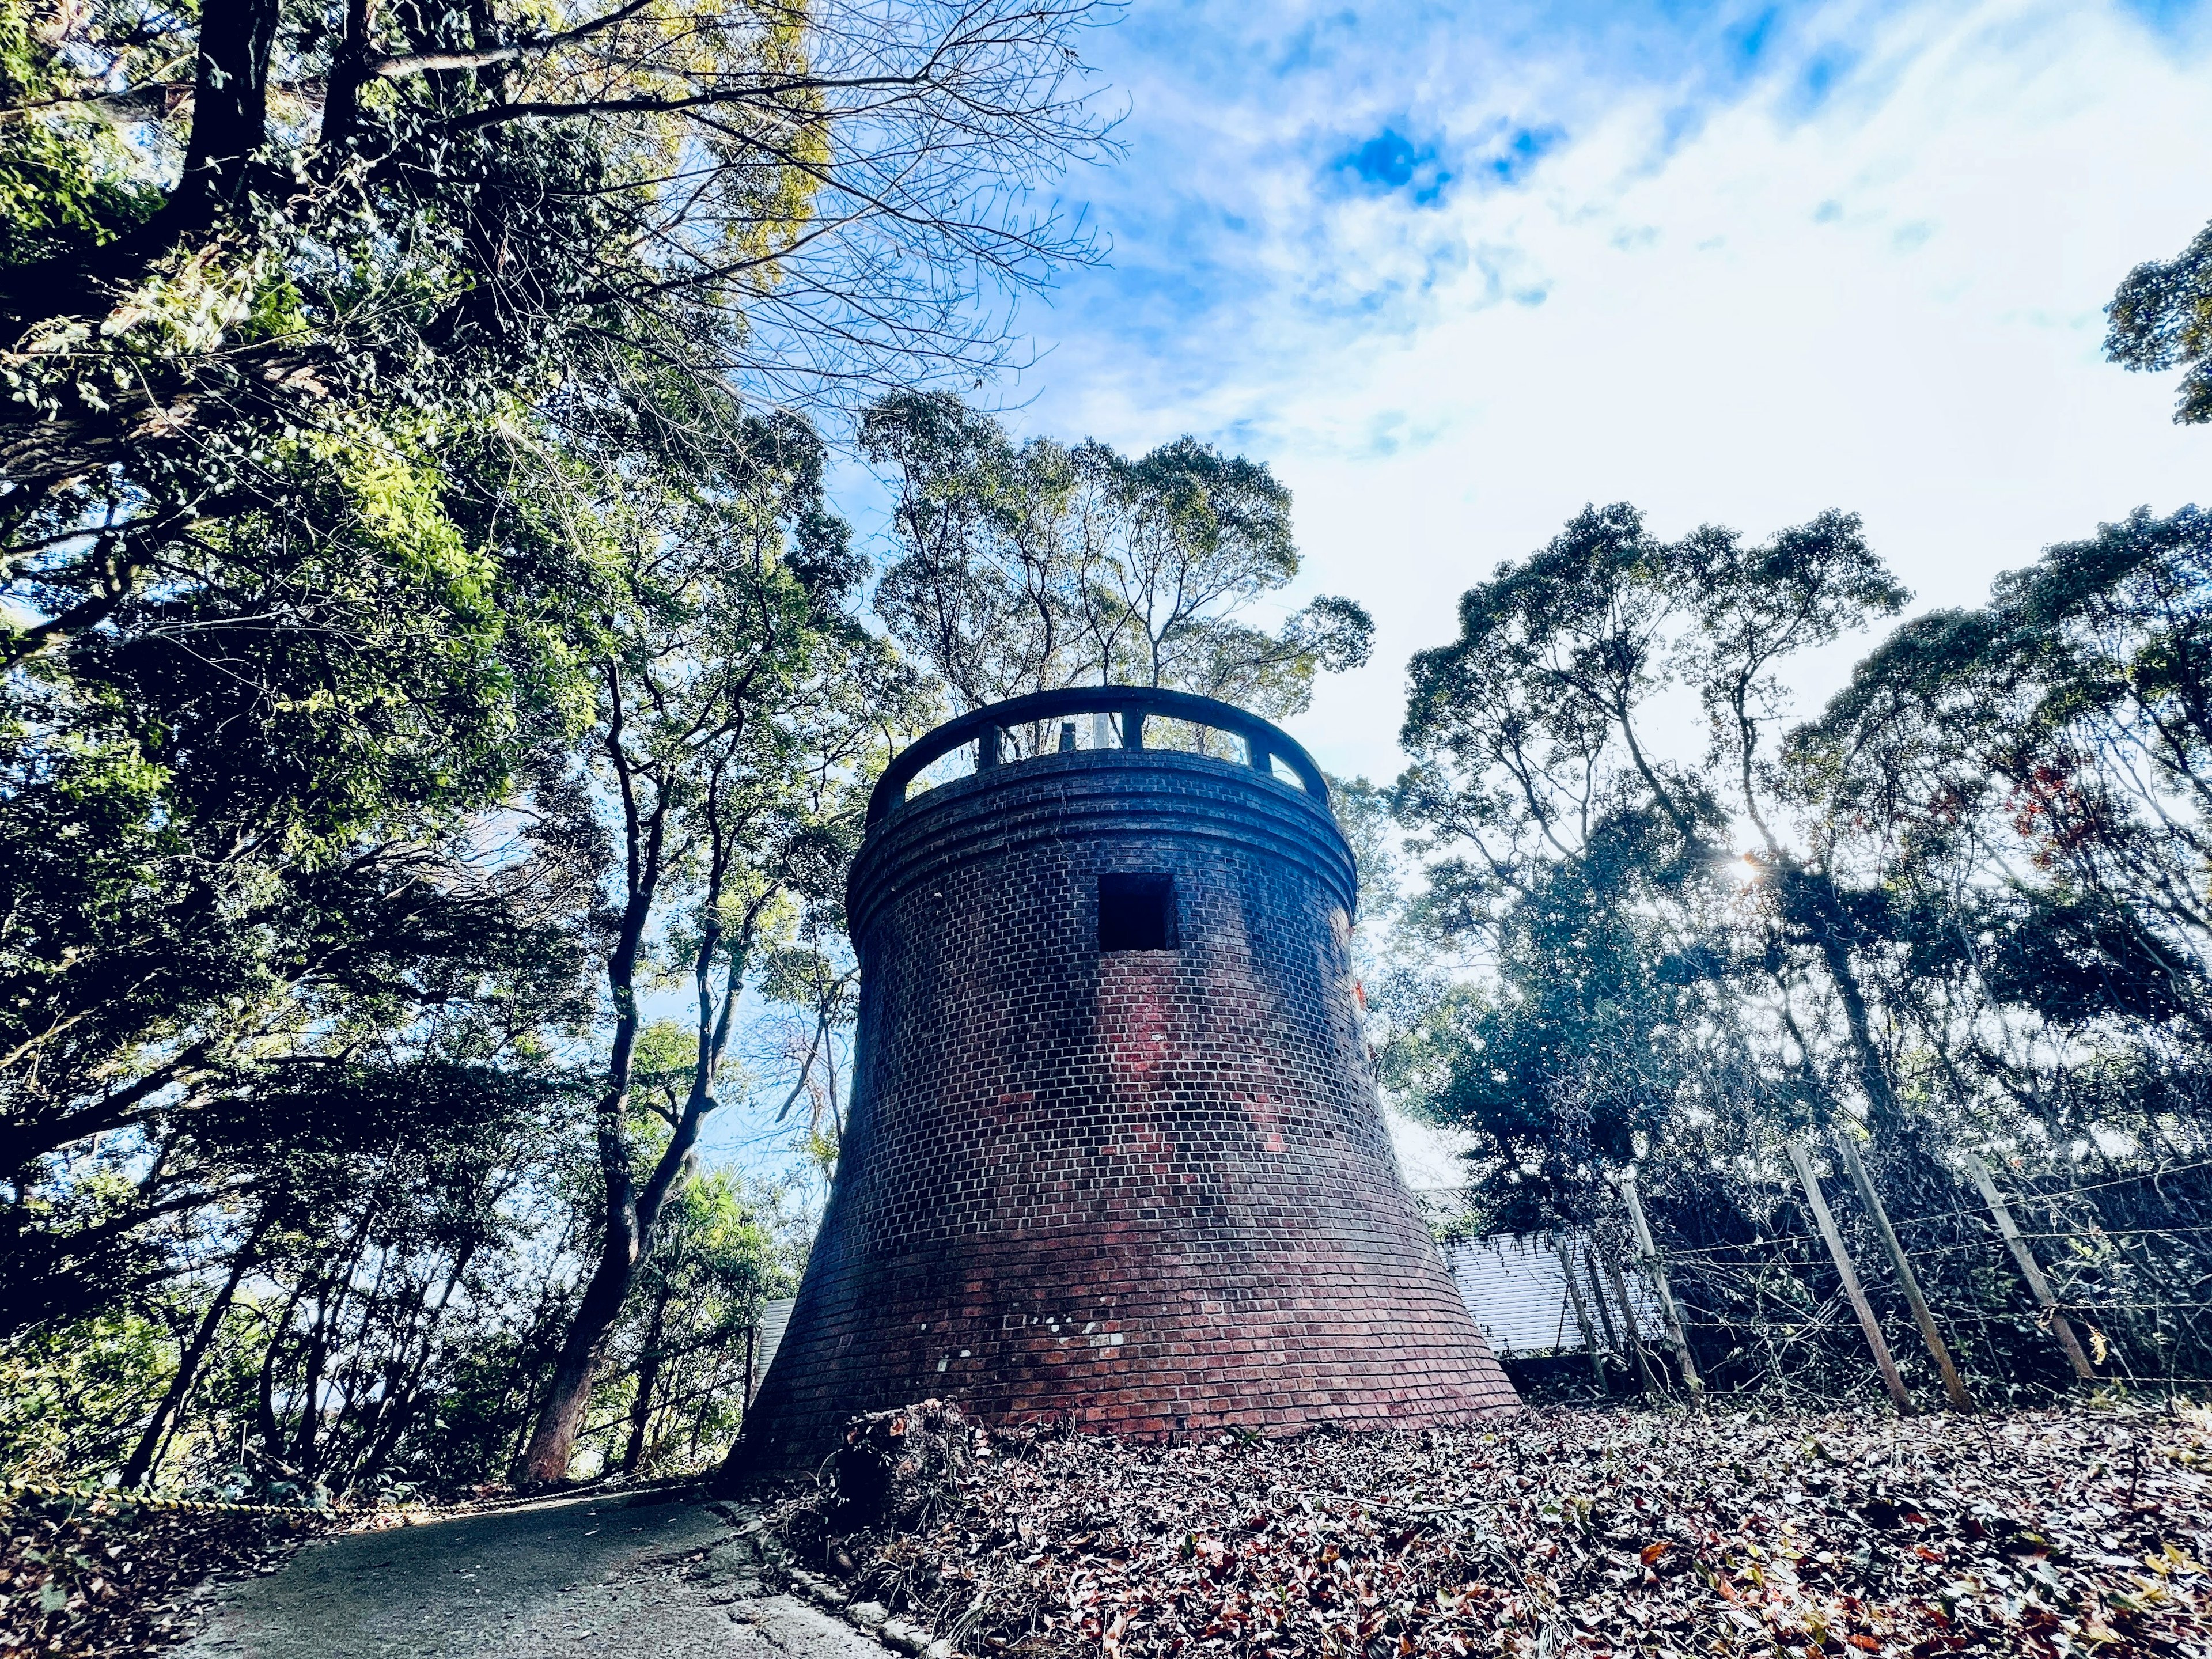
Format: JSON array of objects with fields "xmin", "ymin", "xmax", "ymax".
[{"xmin": 179, "ymin": 1491, "xmax": 879, "ymax": 1659}]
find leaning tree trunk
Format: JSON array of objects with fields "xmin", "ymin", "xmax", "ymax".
[
  {"xmin": 512, "ymin": 778, "xmax": 659, "ymax": 1488},
  {"xmin": 512, "ymin": 894, "xmax": 746, "ymax": 1487},
  {"xmin": 511, "ymin": 1147, "xmax": 642, "ymax": 1486},
  {"xmin": 619, "ymin": 1278, "xmax": 674, "ymax": 1475},
  {"xmin": 512, "ymin": 1095, "xmax": 715, "ymax": 1485},
  {"xmin": 119, "ymin": 1215, "xmax": 268, "ymax": 1487}
]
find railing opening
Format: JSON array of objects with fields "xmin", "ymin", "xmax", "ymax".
[{"xmin": 868, "ymin": 687, "xmax": 1330, "ymax": 825}]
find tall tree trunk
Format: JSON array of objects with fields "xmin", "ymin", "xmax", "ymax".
[
  {"xmin": 254, "ymin": 1277, "xmax": 312, "ymax": 1468},
  {"xmin": 175, "ymin": 0, "xmax": 283, "ymax": 222},
  {"xmin": 315, "ymin": 1247, "xmax": 393, "ymax": 1486},
  {"xmin": 320, "ymin": 0, "xmax": 380, "ymax": 147},
  {"xmin": 514, "ymin": 668, "xmax": 779, "ymax": 1487},
  {"xmin": 1, "ymin": 0, "xmax": 282, "ymax": 331},
  {"xmin": 329, "ymin": 1262, "xmax": 422, "ymax": 1493},
  {"xmin": 513, "ymin": 1203, "xmax": 638, "ymax": 1485},
  {"xmin": 275, "ymin": 1225, "xmax": 369, "ymax": 1484},
  {"xmin": 512, "ymin": 698, "xmax": 665, "ymax": 1488},
  {"xmin": 290, "ymin": 1288, "xmax": 336, "ymax": 1481},
  {"xmin": 511, "ymin": 1002, "xmax": 728, "ymax": 1483},
  {"xmin": 1766, "ymin": 860, "xmax": 1902, "ymax": 1134},
  {"xmin": 513, "ymin": 870, "xmax": 757, "ymax": 1486}
]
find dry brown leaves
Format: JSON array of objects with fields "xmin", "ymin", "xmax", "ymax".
[
  {"xmin": 0, "ymin": 1495, "xmax": 326, "ymax": 1658},
  {"xmin": 797, "ymin": 1404, "xmax": 2212, "ymax": 1659}
]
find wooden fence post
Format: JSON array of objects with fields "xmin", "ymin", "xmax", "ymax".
[
  {"xmin": 1582, "ymin": 1246, "xmax": 1625, "ymax": 1355},
  {"xmin": 1554, "ymin": 1233, "xmax": 1611, "ymax": 1393},
  {"xmin": 1786, "ymin": 1139, "xmax": 1912, "ymax": 1411},
  {"xmin": 1619, "ymin": 1170, "xmax": 1705, "ymax": 1404},
  {"xmin": 1960, "ymin": 1153, "xmax": 2097, "ymax": 1382},
  {"xmin": 1834, "ymin": 1132, "xmax": 1974, "ymax": 1411},
  {"xmin": 1602, "ymin": 1248, "xmax": 1667, "ymax": 1398}
]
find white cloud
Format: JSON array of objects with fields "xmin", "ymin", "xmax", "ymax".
[{"xmin": 995, "ymin": 0, "xmax": 2212, "ymax": 781}]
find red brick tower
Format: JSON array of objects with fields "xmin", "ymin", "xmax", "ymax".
[{"xmin": 733, "ymin": 688, "xmax": 1516, "ymax": 1472}]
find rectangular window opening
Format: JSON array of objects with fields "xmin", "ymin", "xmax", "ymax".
[{"xmin": 1099, "ymin": 872, "xmax": 1176, "ymax": 952}]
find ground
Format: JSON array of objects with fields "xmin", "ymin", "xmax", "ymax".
[
  {"xmin": 779, "ymin": 1402, "xmax": 2212, "ymax": 1658},
  {"xmin": 14, "ymin": 1404, "xmax": 2212, "ymax": 1659},
  {"xmin": 173, "ymin": 1492, "xmax": 878, "ymax": 1659}
]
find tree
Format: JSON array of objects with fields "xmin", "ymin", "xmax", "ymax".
[
  {"xmin": 0, "ymin": 435, "xmax": 609, "ymax": 1338},
  {"xmin": 1789, "ymin": 505, "xmax": 2212, "ymax": 1146},
  {"xmin": 509, "ymin": 400, "xmax": 906, "ymax": 1487},
  {"xmin": 1378, "ymin": 484, "xmax": 2212, "ymax": 1397},
  {"xmin": 222, "ymin": 1061, "xmax": 580, "ymax": 1500},
  {"xmin": 865, "ymin": 393, "xmax": 1086, "ymax": 709},
  {"xmin": 2106, "ymin": 219, "xmax": 2212, "ymax": 425},
  {"xmin": 1389, "ymin": 503, "xmax": 1908, "ymax": 1224},
  {"xmin": 1, "ymin": 0, "xmax": 1117, "ymax": 550},
  {"xmin": 863, "ymin": 392, "xmax": 1373, "ymax": 721},
  {"xmin": 612, "ymin": 1168, "xmax": 794, "ymax": 1477},
  {"xmin": 0, "ymin": 378, "xmax": 615, "ymax": 1487}
]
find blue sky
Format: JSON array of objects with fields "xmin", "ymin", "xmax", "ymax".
[
  {"xmin": 959, "ymin": 0, "xmax": 2212, "ymax": 784},
  {"xmin": 711, "ymin": 0, "xmax": 2212, "ymax": 1178}
]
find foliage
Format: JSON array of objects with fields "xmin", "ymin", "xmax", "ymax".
[
  {"xmin": 0, "ymin": 0, "xmax": 1127, "ymax": 1525},
  {"xmin": 1388, "ymin": 501, "xmax": 1906, "ymax": 1229},
  {"xmin": 0, "ymin": 448, "xmax": 609, "ymax": 1333},
  {"xmin": 1790, "ymin": 503, "xmax": 2212, "ymax": 1132},
  {"xmin": 2107, "ymin": 218, "xmax": 2212, "ymax": 424},
  {"xmin": 0, "ymin": 0, "xmax": 1117, "ymax": 565},
  {"xmin": 0, "ymin": 1308, "xmax": 173, "ymax": 1482},
  {"xmin": 0, "ymin": 0, "xmax": 1006, "ymax": 1478},
  {"xmin": 864, "ymin": 392, "xmax": 1373, "ymax": 722},
  {"xmin": 2, "ymin": 0, "xmax": 1079, "ymax": 1497},
  {"xmin": 0, "ymin": 0, "xmax": 164, "ymax": 270},
  {"xmin": 0, "ymin": 1084, "xmax": 812, "ymax": 1501}
]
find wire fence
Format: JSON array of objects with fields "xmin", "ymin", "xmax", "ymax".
[{"xmin": 1431, "ymin": 1135, "xmax": 2212, "ymax": 1408}]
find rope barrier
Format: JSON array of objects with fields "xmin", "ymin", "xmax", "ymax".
[
  {"xmin": 2, "ymin": 1475, "xmax": 692, "ymax": 1521},
  {"xmin": 2012, "ymin": 1224, "xmax": 2212, "ymax": 1238},
  {"xmin": 3, "ymin": 1475, "xmax": 480, "ymax": 1520}
]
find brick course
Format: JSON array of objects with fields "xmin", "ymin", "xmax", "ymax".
[{"xmin": 734, "ymin": 742, "xmax": 1517, "ymax": 1473}]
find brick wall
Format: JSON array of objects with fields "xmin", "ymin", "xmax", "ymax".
[{"xmin": 734, "ymin": 746, "xmax": 1518, "ymax": 1472}]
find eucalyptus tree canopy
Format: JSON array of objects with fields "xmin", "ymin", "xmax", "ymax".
[
  {"xmin": 1388, "ymin": 502, "xmax": 1908, "ymax": 1219},
  {"xmin": 1791, "ymin": 505, "xmax": 2212, "ymax": 1143},
  {"xmin": 862, "ymin": 392, "xmax": 1373, "ymax": 719},
  {"xmin": 1396, "ymin": 501, "xmax": 1902, "ymax": 908}
]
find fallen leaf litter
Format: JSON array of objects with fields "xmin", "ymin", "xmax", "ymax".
[
  {"xmin": 0, "ymin": 1495, "xmax": 327, "ymax": 1658},
  {"xmin": 774, "ymin": 1402, "xmax": 2212, "ymax": 1659}
]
